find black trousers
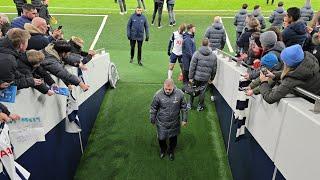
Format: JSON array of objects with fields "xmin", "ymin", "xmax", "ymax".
[
  {"xmin": 130, "ymin": 40, "xmax": 143, "ymax": 61},
  {"xmin": 266, "ymin": 0, "xmax": 274, "ymax": 4},
  {"xmin": 151, "ymin": 2, "xmax": 164, "ymax": 26},
  {"xmin": 158, "ymin": 136, "xmax": 177, "ymax": 154},
  {"xmin": 189, "ymin": 80, "xmax": 208, "ymax": 107}
]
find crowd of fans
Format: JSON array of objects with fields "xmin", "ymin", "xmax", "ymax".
[
  {"xmin": 233, "ymin": 1, "xmax": 320, "ymax": 104},
  {"xmin": 0, "ymin": 2, "xmax": 93, "ymax": 122}
]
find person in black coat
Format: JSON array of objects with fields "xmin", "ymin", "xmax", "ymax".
[
  {"xmin": 182, "ymin": 24, "xmax": 196, "ymax": 84},
  {"xmin": 151, "ymin": 0, "xmax": 164, "ymax": 28},
  {"xmin": 38, "ymin": 0, "xmax": 51, "ymax": 25},
  {"xmin": 13, "ymin": 0, "xmax": 27, "ymax": 16},
  {"xmin": 15, "ymin": 50, "xmax": 55, "ymax": 95},
  {"xmin": 282, "ymin": 7, "xmax": 308, "ymax": 47},
  {"xmin": 24, "ymin": 17, "xmax": 62, "ymax": 50},
  {"xmin": 127, "ymin": 7, "xmax": 149, "ymax": 66}
]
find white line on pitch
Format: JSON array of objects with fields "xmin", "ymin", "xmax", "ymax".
[
  {"xmin": 3, "ymin": 12, "xmax": 107, "ymax": 17},
  {"xmin": 220, "ymin": 17, "xmax": 234, "ymax": 53},
  {"xmin": 89, "ymin": 15, "xmax": 108, "ymax": 50},
  {"xmin": 0, "ymin": 6, "xmax": 274, "ymax": 12}
]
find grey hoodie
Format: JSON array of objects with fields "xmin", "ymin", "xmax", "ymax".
[
  {"xmin": 204, "ymin": 22, "xmax": 226, "ymax": 50},
  {"xmin": 252, "ymin": 9, "xmax": 266, "ymax": 29},
  {"xmin": 269, "ymin": 7, "xmax": 286, "ymax": 28},
  {"xmin": 189, "ymin": 46, "xmax": 217, "ymax": 81},
  {"xmin": 234, "ymin": 9, "xmax": 248, "ymax": 33}
]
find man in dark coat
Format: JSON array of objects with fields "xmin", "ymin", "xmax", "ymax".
[
  {"xmin": 234, "ymin": 4, "xmax": 248, "ymax": 41},
  {"xmin": 204, "ymin": 16, "xmax": 226, "ymax": 50},
  {"xmin": 127, "ymin": 7, "xmax": 149, "ymax": 66},
  {"xmin": 24, "ymin": 17, "xmax": 61, "ymax": 50},
  {"xmin": 252, "ymin": 5, "xmax": 266, "ymax": 30},
  {"xmin": 182, "ymin": 24, "xmax": 196, "ymax": 84},
  {"xmin": 11, "ymin": 4, "xmax": 37, "ymax": 29},
  {"xmin": 269, "ymin": 1, "xmax": 286, "ymax": 29},
  {"xmin": 260, "ymin": 44, "xmax": 320, "ymax": 104},
  {"xmin": 282, "ymin": 7, "xmax": 308, "ymax": 47},
  {"xmin": 150, "ymin": 79, "xmax": 188, "ymax": 161},
  {"xmin": 188, "ymin": 38, "xmax": 217, "ymax": 111}
]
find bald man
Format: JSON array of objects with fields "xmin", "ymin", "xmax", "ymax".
[
  {"xmin": 24, "ymin": 17, "xmax": 61, "ymax": 50},
  {"xmin": 150, "ymin": 79, "xmax": 188, "ymax": 161}
]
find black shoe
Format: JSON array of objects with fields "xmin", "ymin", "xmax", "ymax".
[
  {"xmin": 138, "ymin": 62, "xmax": 143, "ymax": 66},
  {"xmin": 130, "ymin": 58, "xmax": 133, "ymax": 63},
  {"xmin": 169, "ymin": 153, "xmax": 174, "ymax": 161},
  {"xmin": 197, "ymin": 105, "xmax": 205, "ymax": 112}
]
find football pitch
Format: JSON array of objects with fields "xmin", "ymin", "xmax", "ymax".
[{"xmin": 1, "ymin": 0, "xmax": 319, "ymax": 179}]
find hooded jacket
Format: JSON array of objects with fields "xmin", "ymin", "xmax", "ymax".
[
  {"xmin": 252, "ymin": 9, "xmax": 266, "ymax": 29},
  {"xmin": 204, "ymin": 22, "xmax": 226, "ymax": 50},
  {"xmin": 260, "ymin": 52, "xmax": 320, "ymax": 104},
  {"xmin": 182, "ymin": 32, "xmax": 196, "ymax": 71},
  {"xmin": 300, "ymin": 5, "xmax": 314, "ymax": 22},
  {"xmin": 234, "ymin": 9, "xmax": 248, "ymax": 33},
  {"xmin": 189, "ymin": 46, "xmax": 217, "ymax": 82},
  {"xmin": 282, "ymin": 21, "xmax": 308, "ymax": 47},
  {"xmin": 150, "ymin": 87, "xmax": 187, "ymax": 140},
  {"xmin": 269, "ymin": 7, "xmax": 286, "ymax": 28},
  {"xmin": 0, "ymin": 37, "xmax": 19, "ymax": 83},
  {"xmin": 24, "ymin": 23, "xmax": 54, "ymax": 50},
  {"xmin": 41, "ymin": 44, "xmax": 80, "ymax": 86}
]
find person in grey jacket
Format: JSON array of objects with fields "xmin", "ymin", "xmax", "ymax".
[
  {"xmin": 13, "ymin": 0, "xmax": 27, "ymax": 16},
  {"xmin": 204, "ymin": 16, "xmax": 226, "ymax": 50},
  {"xmin": 127, "ymin": 7, "xmax": 149, "ymax": 66},
  {"xmin": 151, "ymin": 0, "xmax": 164, "ymax": 28},
  {"xmin": 259, "ymin": 44, "xmax": 320, "ymax": 104},
  {"xmin": 234, "ymin": 4, "xmax": 249, "ymax": 41},
  {"xmin": 150, "ymin": 79, "xmax": 188, "ymax": 161},
  {"xmin": 41, "ymin": 40, "xmax": 89, "ymax": 91},
  {"xmin": 252, "ymin": 5, "xmax": 266, "ymax": 30},
  {"xmin": 188, "ymin": 38, "xmax": 217, "ymax": 111},
  {"xmin": 269, "ymin": 2, "xmax": 286, "ymax": 29},
  {"xmin": 300, "ymin": 0, "xmax": 314, "ymax": 22},
  {"xmin": 167, "ymin": 0, "xmax": 176, "ymax": 26}
]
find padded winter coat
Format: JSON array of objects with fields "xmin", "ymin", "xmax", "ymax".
[{"xmin": 204, "ymin": 22, "xmax": 226, "ymax": 50}]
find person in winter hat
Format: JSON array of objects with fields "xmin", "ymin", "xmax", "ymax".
[
  {"xmin": 246, "ymin": 52, "xmax": 280, "ymax": 96},
  {"xmin": 259, "ymin": 44, "xmax": 320, "ymax": 103}
]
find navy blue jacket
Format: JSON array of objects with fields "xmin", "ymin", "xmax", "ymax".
[
  {"xmin": 11, "ymin": 16, "xmax": 31, "ymax": 29},
  {"xmin": 127, "ymin": 13, "xmax": 149, "ymax": 41},
  {"xmin": 282, "ymin": 21, "xmax": 308, "ymax": 47},
  {"xmin": 27, "ymin": 33, "xmax": 54, "ymax": 50},
  {"xmin": 182, "ymin": 32, "xmax": 196, "ymax": 71}
]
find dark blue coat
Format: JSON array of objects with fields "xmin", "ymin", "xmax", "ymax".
[
  {"xmin": 182, "ymin": 32, "xmax": 196, "ymax": 71},
  {"xmin": 27, "ymin": 33, "xmax": 54, "ymax": 50},
  {"xmin": 127, "ymin": 13, "xmax": 149, "ymax": 41},
  {"xmin": 282, "ymin": 21, "xmax": 308, "ymax": 47},
  {"xmin": 11, "ymin": 16, "xmax": 31, "ymax": 29}
]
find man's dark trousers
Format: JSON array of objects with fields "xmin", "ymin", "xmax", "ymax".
[
  {"xmin": 158, "ymin": 136, "xmax": 177, "ymax": 154},
  {"xmin": 130, "ymin": 40, "xmax": 143, "ymax": 62}
]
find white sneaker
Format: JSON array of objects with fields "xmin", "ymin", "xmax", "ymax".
[
  {"xmin": 120, "ymin": 12, "xmax": 124, "ymax": 15},
  {"xmin": 124, "ymin": 11, "xmax": 127, "ymax": 14},
  {"xmin": 210, "ymin": 96, "xmax": 215, "ymax": 102},
  {"xmin": 157, "ymin": 26, "xmax": 163, "ymax": 29}
]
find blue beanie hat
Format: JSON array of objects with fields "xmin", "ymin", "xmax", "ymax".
[
  {"xmin": 280, "ymin": 44, "xmax": 304, "ymax": 68},
  {"xmin": 261, "ymin": 53, "xmax": 278, "ymax": 69}
]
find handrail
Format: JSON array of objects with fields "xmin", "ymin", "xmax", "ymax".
[{"xmin": 215, "ymin": 49, "xmax": 320, "ymax": 113}]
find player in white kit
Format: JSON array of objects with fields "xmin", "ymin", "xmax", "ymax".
[{"xmin": 167, "ymin": 23, "xmax": 186, "ymax": 79}]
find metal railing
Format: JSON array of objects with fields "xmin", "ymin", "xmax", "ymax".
[{"xmin": 215, "ymin": 49, "xmax": 320, "ymax": 114}]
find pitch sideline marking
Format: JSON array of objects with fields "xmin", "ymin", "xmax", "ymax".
[
  {"xmin": 90, "ymin": 15, "xmax": 108, "ymax": 50},
  {"xmin": 220, "ymin": 17, "xmax": 234, "ymax": 53}
]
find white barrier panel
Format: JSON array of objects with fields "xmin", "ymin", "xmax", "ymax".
[
  {"xmin": 213, "ymin": 54, "xmax": 247, "ymax": 111},
  {"xmin": 274, "ymin": 98, "xmax": 320, "ymax": 180},
  {"xmin": 2, "ymin": 52, "xmax": 110, "ymax": 158},
  {"xmin": 214, "ymin": 54, "xmax": 320, "ymax": 179}
]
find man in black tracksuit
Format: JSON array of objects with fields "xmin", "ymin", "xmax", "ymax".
[
  {"xmin": 151, "ymin": 0, "xmax": 164, "ymax": 28},
  {"xmin": 182, "ymin": 24, "xmax": 196, "ymax": 84}
]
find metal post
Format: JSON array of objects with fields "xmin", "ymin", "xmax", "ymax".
[{"xmin": 78, "ymin": 132, "xmax": 84, "ymax": 154}]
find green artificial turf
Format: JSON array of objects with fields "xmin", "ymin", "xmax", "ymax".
[{"xmin": 3, "ymin": 0, "xmax": 314, "ymax": 179}]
